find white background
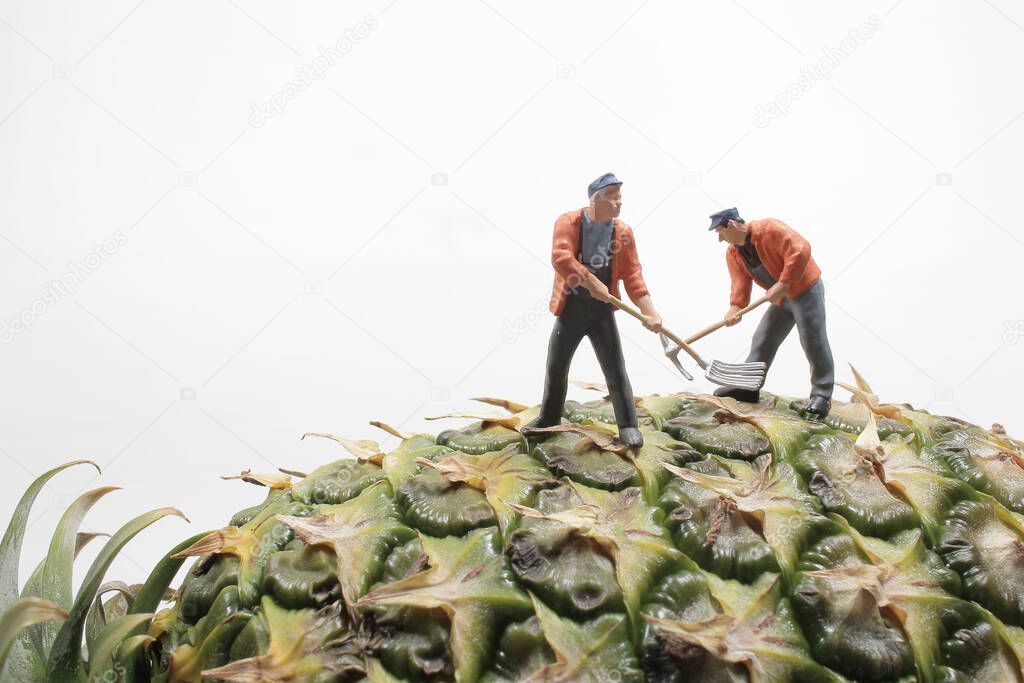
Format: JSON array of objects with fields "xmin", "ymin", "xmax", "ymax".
[{"xmin": 2, "ymin": 1, "xmax": 1022, "ymax": 588}]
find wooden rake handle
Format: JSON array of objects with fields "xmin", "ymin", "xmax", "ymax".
[
  {"xmin": 607, "ymin": 296, "xmax": 707, "ymax": 367},
  {"xmin": 683, "ymin": 295, "xmax": 772, "ymax": 345}
]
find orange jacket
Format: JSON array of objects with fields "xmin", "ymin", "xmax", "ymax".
[
  {"xmin": 726, "ymin": 218, "xmax": 821, "ymax": 308},
  {"xmin": 549, "ymin": 208, "xmax": 649, "ymax": 315}
]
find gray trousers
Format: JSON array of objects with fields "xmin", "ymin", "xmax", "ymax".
[
  {"xmin": 748, "ymin": 279, "xmax": 834, "ymax": 399},
  {"xmin": 538, "ymin": 294, "xmax": 638, "ymax": 428}
]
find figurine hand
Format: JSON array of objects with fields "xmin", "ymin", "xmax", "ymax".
[
  {"xmin": 767, "ymin": 282, "xmax": 790, "ymax": 305},
  {"xmin": 723, "ymin": 306, "xmax": 742, "ymax": 326},
  {"xmin": 642, "ymin": 313, "xmax": 663, "ymax": 333}
]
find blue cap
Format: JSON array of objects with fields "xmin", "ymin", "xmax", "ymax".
[
  {"xmin": 708, "ymin": 207, "xmax": 742, "ymax": 230},
  {"xmin": 588, "ymin": 172, "xmax": 622, "ymax": 200}
]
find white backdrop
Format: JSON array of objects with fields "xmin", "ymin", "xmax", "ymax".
[{"xmin": 2, "ymin": 0, "xmax": 1022, "ymax": 588}]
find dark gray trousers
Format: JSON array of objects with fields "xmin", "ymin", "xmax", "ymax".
[
  {"xmin": 538, "ymin": 295, "xmax": 638, "ymax": 428},
  {"xmin": 748, "ymin": 278, "xmax": 834, "ymax": 399}
]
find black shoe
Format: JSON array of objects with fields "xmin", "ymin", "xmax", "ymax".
[
  {"xmin": 713, "ymin": 386, "xmax": 760, "ymax": 403},
  {"xmin": 520, "ymin": 416, "xmax": 561, "ymax": 436},
  {"xmin": 617, "ymin": 426, "xmax": 644, "ymax": 449},
  {"xmin": 803, "ymin": 396, "xmax": 832, "ymax": 419}
]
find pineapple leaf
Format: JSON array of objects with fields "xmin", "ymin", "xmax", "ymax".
[
  {"xmin": 84, "ymin": 581, "xmax": 135, "ymax": 658},
  {"xmin": 6, "ymin": 530, "xmax": 107, "ymax": 681},
  {"xmin": 128, "ymin": 529, "xmax": 210, "ymax": 618},
  {"xmin": 46, "ymin": 506, "xmax": 187, "ymax": 683},
  {"xmin": 84, "ymin": 612, "xmax": 152, "ymax": 683},
  {"xmin": 0, "ymin": 598, "xmax": 67, "ymax": 676},
  {"xmin": 27, "ymin": 485, "xmax": 120, "ymax": 660},
  {"xmin": 0, "ymin": 460, "xmax": 99, "ymax": 613}
]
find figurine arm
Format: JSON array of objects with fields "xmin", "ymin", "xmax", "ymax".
[
  {"xmin": 619, "ymin": 228, "xmax": 660, "ymax": 331},
  {"xmin": 727, "ymin": 249, "xmax": 753, "ymax": 309},
  {"xmin": 776, "ymin": 225, "xmax": 812, "ymax": 286},
  {"xmin": 633, "ymin": 294, "xmax": 662, "ymax": 332},
  {"xmin": 551, "ymin": 214, "xmax": 589, "ymax": 284},
  {"xmin": 619, "ymin": 227, "xmax": 650, "ymax": 304}
]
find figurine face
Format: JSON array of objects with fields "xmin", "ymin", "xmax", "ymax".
[
  {"xmin": 715, "ymin": 220, "xmax": 746, "ymax": 245},
  {"xmin": 593, "ymin": 186, "xmax": 622, "ymax": 217}
]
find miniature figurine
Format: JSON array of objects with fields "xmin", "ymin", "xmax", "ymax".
[
  {"xmin": 708, "ymin": 207, "xmax": 835, "ymax": 417},
  {"xmin": 521, "ymin": 173, "xmax": 663, "ymax": 448}
]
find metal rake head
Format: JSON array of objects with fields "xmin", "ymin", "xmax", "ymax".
[
  {"xmin": 706, "ymin": 359, "xmax": 767, "ymax": 391},
  {"xmin": 659, "ymin": 333, "xmax": 693, "ymax": 381}
]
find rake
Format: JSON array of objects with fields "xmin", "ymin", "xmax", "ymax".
[{"xmin": 608, "ymin": 295, "xmax": 767, "ymax": 391}]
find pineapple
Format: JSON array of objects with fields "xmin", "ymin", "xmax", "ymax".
[{"xmin": 3, "ymin": 373, "xmax": 1024, "ymax": 682}]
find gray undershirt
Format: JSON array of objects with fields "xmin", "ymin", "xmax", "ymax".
[
  {"xmin": 580, "ymin": 212, "xmax": 614, "ymax": 272},
  {"xmin": 738, "ymin": 232, "xmax": 777, "ymax": 287}
]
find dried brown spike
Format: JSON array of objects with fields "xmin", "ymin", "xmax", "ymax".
[
  {"xmin": 570, "ymin": 379, "xmax": 610, "ymax": 394},
  {"xmin": 370, "ymin": 421, "xmax": 413, "ymax": 440},
  {"xmin": 471, "ymin": 397, "xmax": 530, "ymax": 413},
  {"xmin": 301, "ymin": 432, "xmax": 383, "ymax": 463}
]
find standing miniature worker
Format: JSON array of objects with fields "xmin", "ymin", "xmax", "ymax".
[
  {"xmin": 709, "ymin": 207, "xmax": 835, "ymax": 417},
  {"xmin": 522, "ymin": 173, "xmax": 663, "ymax": 448}
]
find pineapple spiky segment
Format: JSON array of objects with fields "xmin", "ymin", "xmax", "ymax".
[{"xmin": 4, "ymin": 380, "xmax": 1024, "ymax": 681}]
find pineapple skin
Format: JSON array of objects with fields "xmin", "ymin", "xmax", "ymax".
[{"xmin": 137, "ymin": 393, "xmax": 1024, "ymax": 682}]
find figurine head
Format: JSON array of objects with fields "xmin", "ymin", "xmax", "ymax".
[
  {"xmin": 708, "ymin": 207, "xmax": 747, "ymax": 244},
  {"xmin": 588, "ymin": 173, "xmax": 623, "ymax": 219},
  {"xmin": 590, "ymin": 185, "xmax": 622, "ymax": 218}
]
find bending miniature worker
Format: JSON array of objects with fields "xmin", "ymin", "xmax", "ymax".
[
  {"xmin": 522, "ymin": 173, "xmax": 662, "ymax": 448},
  {"xmin": 709, "ymin": 207, "xmax": 835, "ymax": 418}
]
